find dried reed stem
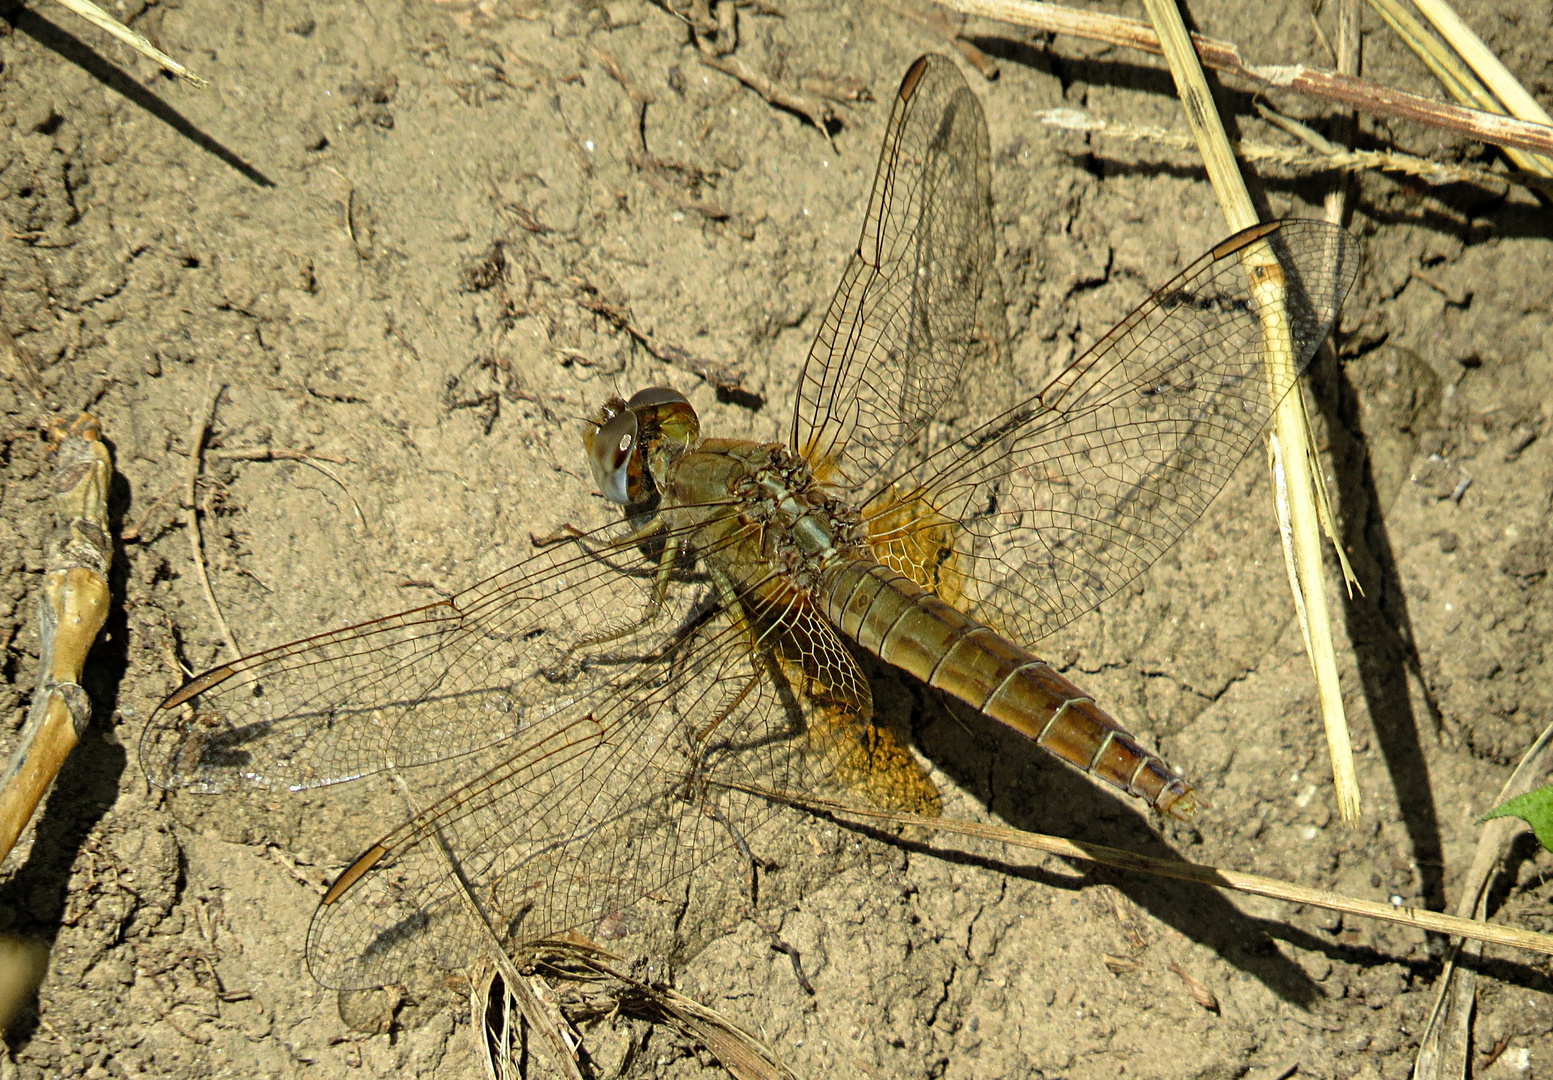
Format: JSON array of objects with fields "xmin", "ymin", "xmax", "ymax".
[
  {"xmin": 1363, "ymin": 0, "xmax": 1553, "ymax": 176},
  {"xmin": 1408, "ymin": 0, "xmax": 1553, "ymax": 134},
  {"xmin": 50, "ymin": 0, "xmax": 207, "ymax": 87},
  {"xmin": 937, "ymin": 0, "xmax": 1553, "ymax": 157},
  {"xmin": 732, "ymin": 784, "xmax": 1553, "ymax": 959},
  {"xmin": 0, "ymin": 415, "xmax": 113, "ymax": 865},
  {"xmin": 1132, "ymin": 0, "xmax": 1360, "ymax": 824},
  {"xmin": 1035, "ymin": 109, "xmax": 1539, "ymax": 191}
]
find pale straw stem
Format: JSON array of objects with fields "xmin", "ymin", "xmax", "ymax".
[
  {"xmin": 50, "ymin": 0, "xmax": 208, "ymax": 87},
  {"xmin": 937, "ymin": 0, "xmax": 1553, "ymax": 157},
  {"xmin": 1137, "ymin": 0, "xmax": 1360, "ymax": 824},
  {"xmin": 1363, "ymin": 0, "xmax": 1553, "ymax": 176},
  {"xmin": 726, "ymin": 783, "xmax": 1553, "ymax": 959}
]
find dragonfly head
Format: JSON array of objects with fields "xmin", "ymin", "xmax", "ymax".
[{"xmin": 584, "ymin": 387, "xmax": 700, "ymax": 505}]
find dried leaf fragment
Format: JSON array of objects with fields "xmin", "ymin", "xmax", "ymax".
[{"xmin": 1168, "ymin": 961, "xmax": 1220, "ymax": 1012}]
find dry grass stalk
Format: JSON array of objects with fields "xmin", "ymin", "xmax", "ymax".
[
  {"xmin": 478, "ymin": 943, "xmax": 801, "ymax": 1080},
  {"xmin": 1034, "ymin": 108, "xmax": 1539, "ymax": 192},
  {"xmin": 416, "ymin": 757, "xmax": 793, "ymax": 1080},
  {"xmin": 1306, "ymin": 0, "xmax": 1364, "ymax": 601},
  {"xmin": 209, "ymin": 447, "xmax": 369, "ymax": 533},
  {"xmin": 391, "ymin": 773, "xmax": 586, "ymax": 1079},
  {"xmin": 1413, "ymin": 720, "xmax": 1553, "ymax": 1079},
  {"xmin": 1325, "ymin": 0, "xmax": 1361, "ymax": 214},
  {"xmin": 1407, "ymin": 0, "xmax": 1553, "ymax": 136},
  {"xmin": 729, "ymin": 784, "xmax": 1553, "ymax": 958},
  {"xmin": 642, "ymin": 985, "xmax": 800, "ymax": 1080},
  {"xmin": 936, "ymin": 0, "xmax": 1553, "ymax": 156},
  {"xmin": 50, "ymin": 0, "xmax": 208, "ymax": 87},
  {"xmin": 1363, "ymin": 0, "xmax": 1553, "ymax": 177},
  {"xmin": 0, "ymin": 415, "xmax": 113, "ymax": 865},
  {"xmin": 183, "ymin": 375, "xmax": 243, "ymax": 666},
  {"xmin": 1134, "ymin": 0, "xmax": 1360, "ymax": 825}
]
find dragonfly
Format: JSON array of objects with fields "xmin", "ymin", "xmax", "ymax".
[{"xmin": 144, "ymin": 54, "xmax": 1359, "ymax": 992}]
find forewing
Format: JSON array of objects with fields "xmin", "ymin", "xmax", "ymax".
[
  {"xmin": 142, "ymin": 517, "xmax": 729, "ymax": 794},
  {"xmin": 792, "ymin": 53, "xmax": 1013, "ymax": 493},
  {"xmin": 864, "ymin": 219, "xmax": 1361, "ymax": 645}
]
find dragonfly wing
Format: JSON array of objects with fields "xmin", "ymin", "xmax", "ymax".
[
  {"xmin": 304, "ymin": 604, "xmax": 785, "ymax": 988},
  {"xmin": 863, "ymin": 219, "xmax": 1361, "ymax": 645},
  {"xmin": 749, "ymin": 591, "xmax": 940, "ymax": 816},
  {"xmin": 143, "ymin": 517, "xmax": 734, "ymax": 793},
  {"xmin": 792, "ymin": 53, "xmax": 1014, "ymax": 492},
  {"xmin": 304, "ymin": 561, "xmax": 899, "ymax": 988}
]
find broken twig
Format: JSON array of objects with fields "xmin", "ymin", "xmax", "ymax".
[
  {"xmin": 0, "ymin": 415, "xmax": 113, "ymax": 865},
  {"xmin": 936, "ymin": 0, "xmax": 1553, "ymax": 157},
  {"xmin": 183, "ymin": 375, "xmax": 242, "ymax": 665},
  {"xmin": 697, "ymin": 51, "xmax": 836, "ymax": 139}
]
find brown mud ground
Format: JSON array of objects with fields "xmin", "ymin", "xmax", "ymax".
[{"xmin": 0, "ymin": 0, "xmax": 1550, "ymax": 1077}]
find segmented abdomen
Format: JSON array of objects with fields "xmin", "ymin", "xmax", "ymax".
[{"xmin": 819, "ymin": 558, "xmax": 1202, "ymax": 821}]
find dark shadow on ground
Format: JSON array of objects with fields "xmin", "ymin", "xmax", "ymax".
[
  {"xmin": 972, "ymin": 33, "xmax": 1553, "ymax": 242},
  {"xmin": 3, "ymin": 6, "xmax": 275, "ymax": 187},
  {"xmin": 890, "ymin": 656, "xmax": 1324, "ymax": 1009},
  {"xmin": 1312, "ymin": 346, "xmax": 1449, "ymax": 911},
  {"xmin": 0, "ymin": 459, "xmax": 132, "ymax": 1044}
]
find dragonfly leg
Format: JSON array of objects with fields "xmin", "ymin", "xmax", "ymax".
[
  {"xmin": 700, "ymin": 801, "xmax": 770, "ymax": 907},
  {"xmin": 692, "ymin": 563, "xmax": 765, "ymax": 746},
  {"xmin": 573, "ymin": 532, "xmax": 683, "ymax": 650},
  {"xmin": 701, "ymin": 798, "xmax": 817, "ymax": 996}
]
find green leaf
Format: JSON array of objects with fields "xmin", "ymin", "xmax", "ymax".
[{"xmin": 1480, "ymin": 784, "xmax": 1553, "ymax": 853}]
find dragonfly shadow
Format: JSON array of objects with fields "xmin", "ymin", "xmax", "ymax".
[{"xmin": 897, "ymin": 664, "xmax": 1325, "ymax": 1008}]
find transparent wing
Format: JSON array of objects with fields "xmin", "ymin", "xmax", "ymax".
[
  {"xmin": 142, "ymin": 517, "xmax": 727, "ymax": 793},
  {"xmin": 146, "ymin": 510, "xmax": 910, "ymax": 990},
  {"xmin": 302, "ymin": 564, "xmax": 888, "ymax": 989},
  {"xmin": 791, "ymin": 53, "xmax": 1013, "ymax": 493},
  {"xmin": 863, "ymin": 219, "xmax": 1362, "ymax": 645}
]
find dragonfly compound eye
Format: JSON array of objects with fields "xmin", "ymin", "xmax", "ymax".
[
  {"xmin": 627, "ymin": 386, "xmax": 701, "ymax": 450},
  {"xmin": 588, "ymin": 408, "xmax": 638, "ymax": 504}
]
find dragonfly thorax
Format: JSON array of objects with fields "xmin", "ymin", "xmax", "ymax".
[{"xmin": 723, "ymin": 443, "xmax": 866, "ymax": 575}]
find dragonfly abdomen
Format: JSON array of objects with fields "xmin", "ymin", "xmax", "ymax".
[{"xmin": 820, "ymin": 558, "xmax": 1202, "ymax": 822}]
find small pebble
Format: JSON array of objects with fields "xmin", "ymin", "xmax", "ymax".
[{"xmin": 1437, "ymin": 531, "xmax": 1459, "ymax": 553}]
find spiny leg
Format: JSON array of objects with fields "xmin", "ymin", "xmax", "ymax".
[
  {"xmin": 573, "ymin": 519, "xmax": 682, "ymax": 651},
  {"xmin": 692, "ymin": 563, "xmax": 767, "ymax": 747}
]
